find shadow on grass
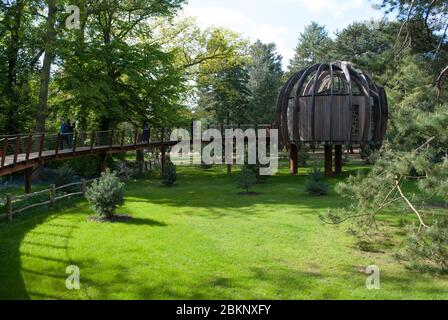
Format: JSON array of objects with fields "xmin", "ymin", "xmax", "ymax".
[{"xmin": 0, "ymin": 199, "xmax": 87, "ymax": 300}]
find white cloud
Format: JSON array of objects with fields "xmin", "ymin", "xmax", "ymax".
[
  {"xmin": 287, "ymin": 0, "xmax": 380, "ymax": 20},
  {"xmin": 182, "ymin": 6, "xmax": 294, "ymax": 66}
]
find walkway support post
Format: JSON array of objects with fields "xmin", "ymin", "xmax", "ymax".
[
  {"xmin": 24, "ymin": 167, "xmax": 33, "ymax": 194},
  {"xmin": 335, "ymin": 145, "xmax": 343, "ymax": 174},
  {"xmin": 324, "ymin": 145, "xmax": 333, "ymax": 177},
  {"xmin": 289, "ymin": 144, "xmax": 298, "ymax": 175}
]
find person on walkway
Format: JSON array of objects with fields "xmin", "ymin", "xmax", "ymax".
[
  {"xmin": 66, "ymin": 120, "xmax": 75, "ymax": 148},
  {"xmin": 60, "ymin": 119, "xmax": 68, "ymax": 149}
]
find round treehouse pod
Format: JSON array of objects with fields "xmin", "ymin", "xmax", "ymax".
[{"xmin": 276, "ymin": 61, "xmax": 388, "ymax": 176}]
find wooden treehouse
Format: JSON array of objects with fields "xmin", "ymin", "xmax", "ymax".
[{"xmin": 276, "ymin": 61, "xmax": 388, "ymax": 176}]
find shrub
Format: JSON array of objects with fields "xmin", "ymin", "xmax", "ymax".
[
  {"xmin": 162, "ymin": 161, "xmax": 177, "ymax": 186},
  {"xmin": 68, "ymin": 155, "xmax": 101, "ymax": 177},
  {"xmin": 236, "ymin": 165, "xmax": 257, "ymax": 193},
  {"xmin": 68, "ymin": 155, "xmax": 117, "ymax": 177},
  {"xmin": 360, "ymin": 145, "xmax": 374, "ymax": 164},
  {"xmin": 85, "ymin": 169, "xmax": 125, "ymax": 218},
  {"xmin": 245, "ymin": 163, "xmax": 268, "ymax": 184},
  {"xmin": 43, "ymin": 164, "xmax": 77, "ymax": 187},
  {"xmin": 304, "ymin": 168, "xmax": 329, "ymax": 196}
]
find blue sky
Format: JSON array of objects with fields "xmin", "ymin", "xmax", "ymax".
[{"xmin": 182, "ymin": 0, "xmax": 384, "ymax": 67}]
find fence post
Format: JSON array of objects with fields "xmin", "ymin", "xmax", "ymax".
[
  {"xmin": 50, "ymin": 184, "xmax": 56, "ymax": 206},
  {"xmin": 80, "ymin": 179, "xmax": 86, "ymax": 196},
  {"xmin": 6, "ymin": 194, "xmax": 13, "ymax": 222}
]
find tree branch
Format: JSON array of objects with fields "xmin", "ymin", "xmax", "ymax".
[{"xmin": 396, "ymin": 182, "xmax": 428, "ymax": 230}]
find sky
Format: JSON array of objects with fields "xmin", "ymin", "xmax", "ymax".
[{"xmin": 182, "ymin": 0, "xmax": 384, "ymax": 68}]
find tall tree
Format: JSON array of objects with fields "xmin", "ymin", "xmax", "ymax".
[
  {"xmin": 0, "ymin": 0, "xmax": 43, "ymax": 134},
  {"xmin": 247, "ymin": 40, "xmax": 283, "ymax": 124},
  {"xmin": 35, "ymin": 0, "xmax": 57, "ymax": 133},
  {"xmin": 287, "ymin": 22, "xmax": 333, "ymax": 75},
  {"xmin": 324, "ymin": 0, "xmax": 448, "ymax": 272},
  {"xmin": 55, "ymin": 0, "xmax": 188, "ymax": 131}
]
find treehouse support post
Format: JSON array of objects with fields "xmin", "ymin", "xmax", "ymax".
[
  {"xmin": 334, "ymin": 145, "xmax": 343, "ymax": 174},
  {"xmin": 289, "ymin": 144, "xmax": 298, "ymax": 175},
  {"xmin": 24, "ymin": 167, "xmax": 32, "ymax": 194},
  {"xmin": 324, "ymin": 145, "xmax": 333, "ymax": 177}
]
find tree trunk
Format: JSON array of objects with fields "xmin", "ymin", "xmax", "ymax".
[
  {"xmin": 35, "ymin": 0, "xmax": 57, "ymax": 134},
  {"xmin": 6, "ymin": 0, "xmax": 24, "ymax": 134}
]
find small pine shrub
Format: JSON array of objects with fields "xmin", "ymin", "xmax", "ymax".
[
  {"xmin": 236, "ymin": 165, "xmax": 257, "ymax": 193},
  {"xmin": 85, "ymin": 169, "xmax": 125, "ymax": 218},
  {"xmin": 304, "ymin": 167, "xmax": 329, "ymax": 196},
  {"xmin": 162, "ymin": 161, "xmax": 177, "ymax": 186},
  {"xmin": 245, "ymin": 163, "xmax": 268, "ymax": 184}
]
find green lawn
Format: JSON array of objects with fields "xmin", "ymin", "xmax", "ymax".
[{"xmin": 1, "ymin": 163, "xmax": 448, "ymax": 300}]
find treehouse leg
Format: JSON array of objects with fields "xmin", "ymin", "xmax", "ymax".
[
  {"xmin": 227, "ymin": 164, "xmax": 232, "ymax": 175},
  {"xmin": 324, "ymin": 145, "xmax": 333, "ymax": 177},
  {"xmin": 335, "ymin": 145, "xmax": 343, "ymax": 174},
  {"xmin": 24, "ymin": 167, "xmax": 32, "ymax": 194},
  {"xmin": 289, "ymin": 144, "xmax": 298, "ymax": 175}
]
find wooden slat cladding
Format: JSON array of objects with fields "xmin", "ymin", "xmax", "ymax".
[
  {"xmin": 331, "ymin": 96, "xmax": 351, "ymax": 143},
  {"xmin": 276, "ymin": 61, "xmax": 388, "ymax": 147}
]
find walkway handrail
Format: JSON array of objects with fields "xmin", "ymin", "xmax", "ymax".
[{"xmin": 0, "ymin": 125, "xmax": 274, "ymax": 172}]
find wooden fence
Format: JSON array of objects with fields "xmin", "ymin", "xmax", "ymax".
[
  {"xmin": 0, "ymin": 159, "xmax": 159, "ymax": 223},
  {"xmin": 1, "ymin": 178, "xmax": 94, "ymax": 223}
]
